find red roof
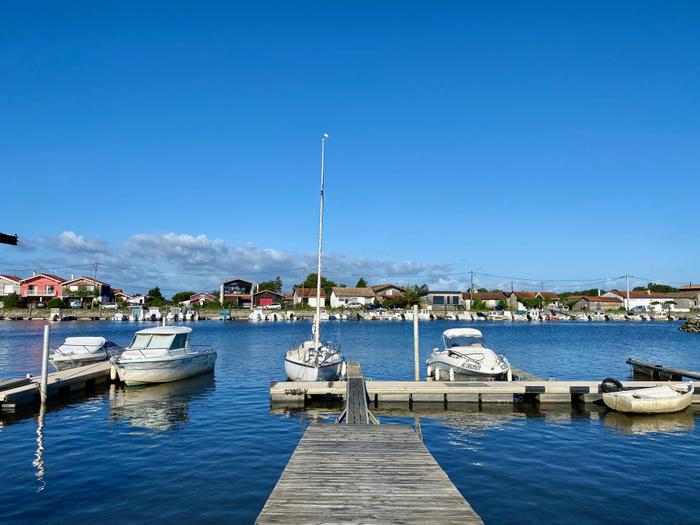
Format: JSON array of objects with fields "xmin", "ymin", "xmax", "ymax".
[
  {"xmin": 20, "ymin": 273, "xmax": 65, "ymax": 284},
  {"xmin": 294, "ymin": 288, "xmax": 326, "ymax": 297},
  {"xmin": 0, "ymin": 274, "xmax": 21, "ymax": 283},
  {"xmin": 580, "ymin": 296, "xmax": 622, "ymax": 303}
]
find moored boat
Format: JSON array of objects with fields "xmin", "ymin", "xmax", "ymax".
[
  {"xmin": 602, "ymin": 381, "xmax": 694, "ymax": 414},
  {"xmin": 114, "ymin": 326, "xmax": 216, "ymax": 386},
  {"xmin": 50, "ymin": 337, "xmax": 122, "ymax": 371},
  {"xmin": 426, "ymin": 328, "xmax": 511, "ymax": 381}
]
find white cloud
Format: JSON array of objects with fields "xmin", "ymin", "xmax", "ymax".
[{"xmin": 0, "ymin": 231, "xmax": 458, "ymax": 296}]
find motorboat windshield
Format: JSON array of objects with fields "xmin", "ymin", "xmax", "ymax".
[
  {"xmin": 129, "ymin": 333, "xmax": 188, "ymax": 351},
  {"xmin": 444, "ymin": 335, "xmax": 484, "ymax": 349}
]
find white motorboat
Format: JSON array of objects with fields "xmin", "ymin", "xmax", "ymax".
[
  {"xmin": 602, "ymin": 381, "xmax": 694, "ymax": 414},
  {"xmin": 114, "ymin": 326, "xmax": 217, "ymax": 386},
  {"xmin": 145, "ymin": 307, "xmax": 162, "ymax": 322},
  {"xmin": 166, "ymin": 307, "xmax": 182, "ymax": 322},
  {"xmin": 112, "ymin": 312, "xmax": 127, "ymax": 322},
  {"xmin": 284, "ymin": 133, "xmax": 345, "ymax": 382},
  {"xmin": 625, "ymin": 313, "xmax": 643, "ymax": 321},
  {"xmin": 129, "ymin": 306, "xmax": 144, "ymax": 322},
  {"xmin": 50, "ymin": 337, "xmax": 122, "ymax": 371},
  {"xmin": 249, "ymin": 307, "xmax": 265, "ymax": 322},
  {"xmin": 588, "ymin": 312, "xmax": 606, "ymax": 321},
  {"xmin": 426, "ymin": 328, "xmax": 511, "ymax": 381}
]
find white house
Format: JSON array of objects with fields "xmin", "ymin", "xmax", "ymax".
[
  {"xmin": 127, "ymin": 294, "xmax": 148, "ymax": 306},
  {"xmin": 292, "ymin": 288, "xmax": 326, "ymax": 308},
  {"xmin": 330, "ymin": 287, "xmax": 376, "ymax": 308},
  {"xmin": 0, "ymin": 275, "xmax": 21, "ymax": 297},
  {"xmin": 602, "ymin": 290, "xmax": 687, "ymax": 312},
  {"xmin": 181, "ymin": 292, "xmax": 218, "ymax": 306},
  {"xmin": 420, "ymin": 291, "xmax": 464, "ymax": 311},
  {"xmin": 462, "ymin": 292, "xmax": 509, "ymax": 310}
]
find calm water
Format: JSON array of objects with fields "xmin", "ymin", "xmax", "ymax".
[{"xmin": 1, "ymin": 320, "xmax": 699, "ymax": 524}]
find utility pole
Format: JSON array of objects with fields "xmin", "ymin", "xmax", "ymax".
[
  {"xmin": 625, "ymin": 274, "xmax": 630, "ymax": 311},
  {"xmin": 469, "ymin": 271, "xmax": 474, "ymax": 311}
]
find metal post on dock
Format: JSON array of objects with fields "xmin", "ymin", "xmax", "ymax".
[
  {"xmin": 413, "ymin": 304, "xmax": 419, "ymax": 380},
  {"xmin": 40, "ymin": 325, "xmax": 50, "ymax": 404}
]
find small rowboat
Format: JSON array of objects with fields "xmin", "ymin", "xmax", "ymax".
[{"xmin": 603, "ymin": 383, "xmax": 694, "ymax": 414}]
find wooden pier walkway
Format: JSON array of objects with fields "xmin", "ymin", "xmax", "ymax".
[
  {"xmin": 0, "ymin": 361, "xmax": 112, "ymax": 411},
  {"xmin": 627, "ymin": 358, "xmax": 700, "ymax": 381},
  {"xmin": 259, "ymin": 362, "xmax": 483, "ymax": 523}
]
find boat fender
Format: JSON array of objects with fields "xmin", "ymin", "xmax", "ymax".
[
  {"xmin": 340, "ymin": 361, "xmax": 347, "ymax": 378},
  {"xmin": 435, "ymin": 368, "xmax": 440, "ymax": 381},
  {"xmin": 110, "ymin": 365, "xmax": 117, "ymax": 381},
  {"xmin": 426, "ymin": 365, "xmax": 432, "ymax": 379},
  {"xmin": 601, "ymin": 377, "xmax": 623, "ymax": 393},
  {"xmin": 449, "ymin": 367, "xmax": 455, "ymax": 382}
]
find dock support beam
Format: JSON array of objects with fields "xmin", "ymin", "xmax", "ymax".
[{"xmin": 40, "ymin": 325, "xmax": 50, "ymax": 404}]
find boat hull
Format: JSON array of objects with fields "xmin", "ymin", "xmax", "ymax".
[
  {"xmin": 284, "ymin": 357, "xmax": 343, "ymax": 382},
  {"xmin": 603, "ymin": 386, "xmax": 694, "ymax": 414},
  {"xmin": 426, "ymin": 352, "xmax": 510, "ymax": 381},
  {"xmin": 116, "ymin": 351, "xmax": 217, "ymax": 386}
]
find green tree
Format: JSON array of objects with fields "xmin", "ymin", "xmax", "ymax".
[
  {"xmin": 403, "ymin": 284, "xmax": 429, "ymax": 306},
  {"xmin": 47, "ymin": 298, "xmax": 63, "ymax": 308},
  {"xmin": 471, "ymin": 299, "xmax": 487, "ymax": 311},
  {"xmin": 633, "ymin": 282, "xmax": 677, "ymax": 293},
  {"xmin": 146, "ymin": 287, "xmax": 167, "ymax": 306},
  {"xmin": 258, "ymin": 277, "xmax": 282, "ymax": 292},
  {"xmin": 477, "ymin": 288, "xmax": 488, "ymax": 293},
  {"xmin": 356, "ymin": 277, "xmax": 368, "ymax": 288},
  {"xmin": 1, "ymin": 292, "xmax": 24, "ymax": 308},
  {"xmin": 295, "ymin": 273, "xmax": 343, "ymax": 297},
  {"xmin": 171, "ymin": 291, "xmax": 195, "ymax": 303}
]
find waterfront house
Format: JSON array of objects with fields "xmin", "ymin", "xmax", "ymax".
[
  {"xmin": 62, "ymin": 276, "xmax": 112, "ymax": 307},
  {"xmin": 283, "ymin": 291, "xmax": 294, "ymax": 307},
  {"xmin": 420, "ymin": 291, "xmax": 464, "ymax": 311},
  {"xmin": 603, "ymin": 289, "xmax": 700, "ymax": 312},
  {"xmin": 181, "ymin": 292, "xmax": 218, "ymax": 306},
  {"xmin": 507, "ymin": 291, "xmax": 560, "ymax": 310},
  {"xmin": 370, "ymin": 284, "xmax": 406, "ymax": 302},
  {"xmin": 463, "ymin": 291, "xmax": 509, "ymax": 310},
  {"xmin": 20, "ymin": 273, "xmax": 65, "ymax": 304},
  {"xmin": 112, "ymin": 288, "xmax": 131, "ymax": 303},
  {"xmin": 0, "ymin": 275, "xmax": 21, "ymax": 297},
  {"xmin": 127, "ymin": 294, "xmax": 148, "ymax": 306},
  {"xmin": 219, "ymin": 279, "xmax": 253, "ymax": 308},
  {"xmin": 571, "ymin": 296, "xmax": 623, "ymax": 311},
  {"xmin": 254, "ymin": 289, "xmax": 284, "ymax": 307},
  {"xmin": 293, "ymin": 287, "xmax": 326, "ymax": 307},
  {"xmin": 330, "ymin": 287, "xmax": 376, "ymax": 308}
]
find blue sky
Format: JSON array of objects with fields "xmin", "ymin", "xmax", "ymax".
[{"xmin": 1, "ymin": 1, "xmax": 699, "ymax": 294}]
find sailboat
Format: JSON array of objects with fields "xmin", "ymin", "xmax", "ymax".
[{"xmin": 284, "ymin": 133, "xmax": 346, "ymax": 382}]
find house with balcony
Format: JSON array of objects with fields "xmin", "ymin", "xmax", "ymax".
[
  {"xmin": 20, "ymin": 273, "xmax": 66, "ymax": 304},
  {"xmin": 112, "ymin": 288, "xmax": 131, "ymax": 303},
  {"xmin": 370, "ymin": 284, "xmax": 405, "ymax": 303},
  {"xmin": 420, "ymin": 291, "xmax": 464, "ymax": 311},
  {"xmin": 330, "ymin": 287, "xmax": 376, "ymax": 308},
  {"xmin": 292, "ymin": 287, "xmax": 326, "ymax": 307},
  {"xmin": 61, "ymin": 276, "xmax": 112, "ymax": 307},
  {"xmin": 0, "ymin": 275, "xmax": 21, "ymax": 298},
  {"xmin": 219, "ymin": 279, "xmax": 253, "ymax": 308}
]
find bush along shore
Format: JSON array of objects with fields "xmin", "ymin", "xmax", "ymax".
[{"xmin": 680, "ymin": 318, "xmax": 700, "ymax": 333}]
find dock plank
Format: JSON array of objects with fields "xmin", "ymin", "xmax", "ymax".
[{"xmin": 256, "ymin": 424, "xmax": 483, "ymax": 524}]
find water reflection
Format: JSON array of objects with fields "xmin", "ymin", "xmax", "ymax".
[
  {"xmin": 32, "ymin": 403, "xmax": 46, "ymax": 492},
  {"xmin": 109, "ymin": 373, "xmax": 216, "ymax": 431},
  {"xmin": 603, "ymin": 409, "xmax": 696, "ymax": 435}
]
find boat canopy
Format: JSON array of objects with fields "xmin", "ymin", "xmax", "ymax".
[
  {"xmin": 57, "ymin": 337, "xmax": 108, "ymax": 355},
  {"xmin": 442, "ymin": 328, "xmax": 484, "ymax": 349},
  {"xmin": 443, "ymin": 328, "xmax": 482, "ymax": 339},
  {"xmin": 135, "ymin": 326, "xmax": 192, "ymax": 335}
]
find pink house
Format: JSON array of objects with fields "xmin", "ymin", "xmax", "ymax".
[{"xmin": 20, "ymin": 273, "xmax": 66, "ymax": 303}]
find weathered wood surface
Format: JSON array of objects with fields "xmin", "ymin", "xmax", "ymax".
[
  {"xmin": 627, "ymin": 358, "xmax": 700, "ymax": 381},
  {"xmin": 270, "ymin": 379, "xmax": 693, "ymax": 401},
  {"xmin": 0, "ymin": 361, "xmax": 112, "ymax": 409},
  {"xmin": 341, "ymin": 361, "xmax": 370, "ymax": 425},
  {"xmin": 256, "ymin": 424, "xmax": 483, "ymax": 524}
]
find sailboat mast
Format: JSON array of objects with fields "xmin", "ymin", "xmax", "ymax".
[{"xmin": 313, "ymin": 132, "xmax": 329, "ymax": 350}]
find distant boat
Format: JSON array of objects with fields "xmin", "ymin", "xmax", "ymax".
[
  {"xmin": 426, "ymin": 328, "xmax": 511, "ymax": 381},
  {"xmin": 114, "ymin": 326, "xmax": 216, "ymax": 386},
  {"xmin": 603, "ymin": 382, "xmax": 693, "ymax": 414},
  {"xmin": 50, "ymin": 337, "xmax": 121, "ymax": 371},
  {"xmin": 284, "ymin": 133, "xmax": 345, "ymax": 382}
]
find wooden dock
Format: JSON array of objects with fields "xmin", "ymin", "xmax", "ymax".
[
  {"xmin": 259, "ymin": 362, "xmax": 483, "ymax": 524},
  {"xmin": 0, "ymin": 361, "xmax": 113, "ymax": 411},
  {"xmin": 270, "ymin": 378, "xmax": 698, "ymax": 407},
  {"xmin": 256, "ymin": 424, "xmax": 483, "ymax": 524},
  {"xmin": 627, "ymin": 358, "xmax": 700, "ymax": 381}
]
